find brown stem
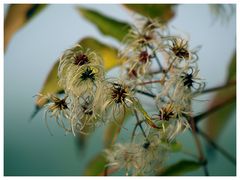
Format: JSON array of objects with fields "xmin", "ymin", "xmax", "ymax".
[
  {"xmin": 134, "ymin": 89, "xmax": 156, "ymax": 98},
  {"xmin": 194, "ymin": 95, "xmax": 235, "ymax": 123},
  {"xmin": 111, "ymin": 82, "xmax": 156, "ymax": 98},
  {"xmin": 101, "ymin": 166, "xmax": 119, "ymax": 176},
  {"xmin": 148, "ymin": 69, "xmax": 163, "ymax": 75},
  {"xmin": 131, "ymin": 120, "xmax": 144, "ymax": 142},
  {"xmin": 147, "ymin": 44, "xmax": 163, "ymax": 70},
  {"xmin": 137, "ymin": 80, "xmax": 162, "ymax": 86},
  {"xmin": 104, "ymin": 166, "xmax": 108, "ymax": 176},
  {"xmin": 133, "ymin": 109, "xmax": 147, "ymax": 139},
  {"xmin": 190, "ymin": 118, "xmax": 204, "ymax": 160},
  {"xmin": 189, "ymin": 117, "xmax": 209, "ymax": 176},
  {"xmin": 196, "ymin": 81, "xmax": 236, "ymax": 95}
]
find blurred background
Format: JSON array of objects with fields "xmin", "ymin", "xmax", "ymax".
[{"xmin": 4, "ymin": 4, "xmax": 236, "ymax": 175}]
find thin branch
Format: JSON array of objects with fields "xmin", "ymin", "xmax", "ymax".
[
  {"xmin": 104, "ymin": 166, "xmax": 108, "ymax": 176},
  {"xmin": 112, "ymin": 82, "xmax": 156, "ymax": 98},
  {"xmin": 133, "ymin": 109, "xmax": 147, "ymax": 139},
  {"xmin": 134, "ymin": 89, "xmax": 156, "ymax": 98},
  {"xmin": 190, "ymin": 118, "xmax": 204, "ymax": 160},
  {"xmin": 197, "ymin": 128, "xmax": 236, "ymax": 166},
  {"xmin": 189, "ymin": 117, "xmax": 209, "ymax": 176},
  {"xmin": 136, "ymin": 80, "xmax": 162, "ymax": 86},
  {"xmin": 148, "ymin": 69, "xmax": 162, "ymax": 75},
  {"xmin": 203, "ymin": 164, "xmax": 209, "ymax": 176},
  {"xmin": 196, "ymin": 81, "xmax": 236, "ymax": 95},
  {"xmin": 131, "ymin": 120, "xmax": 144, "ymax": 142},
  {"xmin": 194, "ymin": 95, "xmax": 235, "ymax": 123},
  {"xmin": 147, "ymin": 44, "xmax": 163, "ymax": 70}
]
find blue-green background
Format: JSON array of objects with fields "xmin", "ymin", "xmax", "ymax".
[{"xmin": 4, "ymin": 4, "xmax": 236, "ymax": 175}]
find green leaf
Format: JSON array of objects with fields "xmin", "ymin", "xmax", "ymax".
[
  {"xmin": 158, "ymin": 160, "xmax": 201, "ymax": 176},
  {"xmin": 84, "ymin": 152, "xmax": 107, "ymax": 176},
  {"xmin": 77, "ymin": 7, "xmax": 131, "ymax": 41},
  {"xmin": 205, "ymin": 51, "xmax": 236, "ymax": 139},
  {"xmin": 4, "ymin": 4, "xmax": 47, "ymax": 50},
  {"xmin": 123, "ymin": 4, "xmax": 176, "ymax": 23}
]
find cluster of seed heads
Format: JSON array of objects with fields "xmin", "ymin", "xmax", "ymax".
[{"xmin": 37, "ymin": 17, "xmax": 205, "ymax": 175}]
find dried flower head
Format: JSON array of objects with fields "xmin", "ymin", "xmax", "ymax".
[
  {"xmin": 105, "ymin": 141, "xmax": 167, "ymax": 175},
  {"xmin": 58, "ymin": 44, "xmax": 104, "ymax": 96},
  {"xmin": 170, "ymin": 37, "xmax": 190, "ymax": 60},
  {"xmin": 37, "ymin": 94, "xmax": 71, "ymax": 135},
  {"xmin": 63, "ymin": 65, "xmax": 104, "ymax": 97},
  {"xmin": 180, "ymin": 67, "xmax": 205, "ymax": 91},
  {"xmin": 94, "ymin": 80, "xmax": 137, "ymax": 122},
  {"xmin": 68, "ymin": 95, "xmax": 100, "ymax": 136},
  {"xmin": 34, "ymin": 16, "xmax": 209, "ymax": 176},
  {"xmin": 164, "ymin": 37, "xmax": 198, "ymax": 65},
  {"xmin": 158, "ymin": 103, "xmax": 176, "ymax": 121}
]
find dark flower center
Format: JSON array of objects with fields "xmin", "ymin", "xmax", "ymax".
[
  {"xmin": 111, "ymin": 84, "xmax": 127, "ymax": 104},
  {"xmin": 173, "ymin": 48, "xmax": 190, "ymax": 59},
  {"xmin": 181, "ymin": 73, "xmax": 194, "ymax": 88},
  {"xmin": 142, "ymin": 141, "xmax": 150, "ymax": 149},
  {"xmin": 139, "ymin": 51, "xmax": 150, "ymax": 64},
  {"xmin": 48, "ymin": 95, "xmax": 68, "ymax": 111},
  {"xmin": 128, "ymin": 68, "xmax": 138, "ymax": 78},
  {"xmin": 159, "ymin": 108, "xmax": 175, "ymax": 121},
  {"xmin": 74, "ymin": 53, "xmax": 89, "ymax": 66},
  {"xmin": 82, "ymin": 105, "xmax": 93, "ymax": 115},
  {"xmin": 138, "ymin": 35, "xmax": 152, "ymax": 44},
  {"xmin": 80, "ymin": 67, "xmax": 95, "ymax": 81},
  {"xmin": 171, "ymin": 39, "xmax": 190, "ymax": 60}
]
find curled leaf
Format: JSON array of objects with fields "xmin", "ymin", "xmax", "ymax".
[{"xmin": 79, "ymin": 37, "xmax": 122, "ymax": 70}]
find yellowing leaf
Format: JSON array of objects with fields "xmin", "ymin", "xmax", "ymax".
[
  {"xmin": 80, "ymin": 37, "xmax": 122, "ymax": 70},
  {"xmin": 4, "ymin": 4, "xmax": 47, "ymax": 51},
  {"xmin": 77, "ymin": 7, "xmax": 131, "ymax": 41},
  {"xmin": 123, "ymin": 4, "xmax": 176, "ymax": 23}
]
